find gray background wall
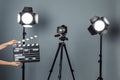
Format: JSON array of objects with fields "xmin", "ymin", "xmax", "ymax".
[{"xmin": 0, "ymin": 0, "xmax": 119, "ymax": 80}]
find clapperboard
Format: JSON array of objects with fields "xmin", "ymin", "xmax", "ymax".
[{"xmin": 13, "ymin": 35, "xmax": 40, "ymax": 62}]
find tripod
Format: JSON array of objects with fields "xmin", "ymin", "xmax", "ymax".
[
  {"xmin": 97, "ymin": 34, "xmax": 103, "ymax": 80},
  {"xmin": 47, "ymin": 37, "xmax": 75, "ymax": 80}
]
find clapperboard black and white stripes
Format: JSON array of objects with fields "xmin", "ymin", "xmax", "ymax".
[{"xmin": 13, "ymin": 35, "xmax": 40, "ymax": 62}]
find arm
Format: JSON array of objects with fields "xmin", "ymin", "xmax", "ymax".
[
  {"xmin": 0, "ymin": 40, "xmax": 21, "ymax": 66},
  {"xmin": 0, "ymin": 60, "xmax": 21, "ymax": 66},
  {"xmin": 0, "ymin": 40, "xmax": 17, "ymax": 50}
]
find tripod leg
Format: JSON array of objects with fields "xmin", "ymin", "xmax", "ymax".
[
  {"xmin": 63, "ymin": 44, "xmax": 75, "ymax": 80},
  {"xmin": 58, "ymin": 44, "xmax": 64, "ymax": 80},
  {"xmin": 47, "ymin": 43, "xmax": 61, "ymax": 80}
]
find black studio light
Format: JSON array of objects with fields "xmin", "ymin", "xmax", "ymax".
[
  {"xmin": 17, "ymin": 7, "xmax": 39, "ymax": 80},
  {"xmin": 17, "ymin": 7, "xmax": 38, "ymax": 28},
  {"xmin": 88, "ymin": 16, "xmax": 110, "ymax": 35},
  {"xmin": 88, "ymin": 16, "xmax": 110, "ymax": 80}
]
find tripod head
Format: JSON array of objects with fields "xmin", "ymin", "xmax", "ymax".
[{"xmin": 55, "ymin": 34, "xmax": 68, "ymax": 41}]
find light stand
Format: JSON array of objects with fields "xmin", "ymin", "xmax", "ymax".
[
  {"xmin": 47, "ymin": 36, "xmax": 75, "ymax": 80},
  {"xmin": 97, "ymin": 34, "xmax": 103, "ymax": 80},
  {"xmin": 22, "ymin": 27, "xmax": 26, "ymax": 80}
]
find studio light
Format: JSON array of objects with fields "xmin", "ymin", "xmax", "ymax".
[
  {"xmin": 88, "ymin": 16, "xmax": 110, "ymax": 80},
  {"xmin": 17, "ymin": 7, "xmax": 39, "ymax": 80},
  {"xmin": 17, "ymin": 7, "xmax": 38, "ymax": 28},
  {"xmin": 88, "ymin": 16, "xmax": 110, "ymax": 35}
]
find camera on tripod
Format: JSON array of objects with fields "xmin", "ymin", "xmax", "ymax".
[
  {"xmin": 55, "ymin": 25, "xmax": 68, "ymax": 41},
  {"xmin": 48, "ymin": 25, "xmax": 75, "ymax": 80}
]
